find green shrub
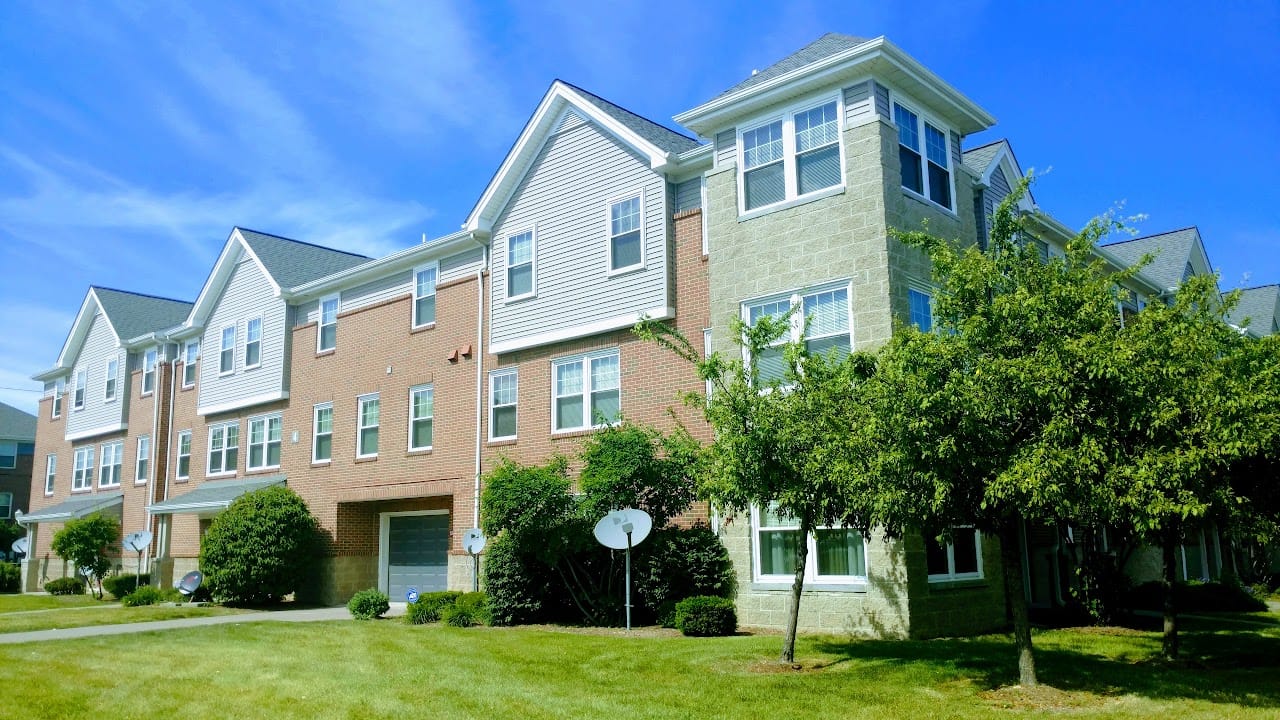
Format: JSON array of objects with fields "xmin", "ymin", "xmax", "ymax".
[
  {"xmin": 405, "ymin": 591, "xmax": 461, "ymax": 624},
  {"xmin": 441, "ymin": 592, "xmax": 489, "ymax": 627},
  {"xmin": 1126, "ymin": 579, "xmax": 1268, "ymax": 613},
  {"xmin": 121, "ymin": 585, "xmax": 166, "ymax": 607},
  {"xmin": 103, "ymin": 573, "xmax": 151, "ymax": 600},
  {"xmin": 347, "ymin": 588, "xmax": 391, "ymax": 620},
  {"xmin": 634, "ymin": 524, "xmax": 736, "ymax": 627},
  {"xmin": 482, "ymin": 533, "xmax": 562, "ymax": 626},
  {"xmin": 0, "ymin": 562, "xmax": 19, "ymax": 593},
  {"xmin": 45, "ymin": 576, "xmax": 86, "ymax": 595},
  {"xmin": 674, "ymin": 595, "xmax": 737, "ymax": 637},
  {"xmin": 199, "ymin": 486, "xmax": 322, "ymax": 605}
]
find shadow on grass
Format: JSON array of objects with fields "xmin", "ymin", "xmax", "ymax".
[{"xmin": 812, "ymin": 624, "xmax": 1280, "ymax": 709}]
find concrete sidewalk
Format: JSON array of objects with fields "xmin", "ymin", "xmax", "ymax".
[{"xmin": 0, "ymin": 604, "xmax": 403, "ymax": 645}]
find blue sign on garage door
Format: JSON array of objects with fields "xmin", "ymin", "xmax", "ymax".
[{"xmin": 387, "ymin": 513, "xmax": 449, "ymax": 600}]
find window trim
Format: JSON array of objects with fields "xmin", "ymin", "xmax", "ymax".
[
  {"xmin": 550, "ymin": 349, "xmax": 621, "ymax": 434},
  {"xmin": 412, "ymin": 262, "xmax": 439, "ymax": 329},
  {"xmin": 104, "ymin": 358, "xmax": 119, "ymax": 402},
  {"xmin": 134, "ymin": 435, "xmax": 150, "ymax": 484},
  {"xmin": 751, "ymin": 505, "xmax": 869, "ymax": 585},
  {"xmin": 246, "ymin": 413, "xmax": 283, "ymax": 471},
  {"xmin": 183, "ymin": 340, "xmax": 200, "ymax": 388},
  {"xmin": 605, "ymin": 191, "xmax": 646, "ymax": 276},
  {"xmin": 503, "ymin": 227, "xmax": 537, "ymax": 303},
  {"xmin": 244, "ymin": 317, "xmax": 263, "ymax": 370},
  {"xmin": 52, "ymin": 377, "xmax": 65, "ymax": 418},
  {"xmin": 312, "ymin": 403, "xmax": 333, "ymax": 464},
  {"xmin": 736, "ymin": 92, "xmax": 846, "ymax": 218},
  {"xmin": 73, "ymin": 369, "xmax": 87, "ymax": 410},
  {"xmin": 72, "ymin": 446, "xmax": 94, "ymax": 491},
  {"xmin": 488, "ymin": 369, "xmax": 518, "ymax": 441},
  {"xmin": 318, "ymin": 295, "xmax": 339, "ymax": 353},
  {"xmin": 44, "ymin": 454, "xmax": 56, "ymax": 495},
  {"xmin": 357, "ymin": 393, "xmax": 380, "ymax": 459},
  {"xmin": 926, "ymin": 528, "xmax": 984, "ymax": 582},
  {"xmin": 741, "ymin": 280, "xmax": 854, "ymax": 379},
  {"xmin": 219, "ymin": 325, "xmax": 236, "ymax": 376},
  {"xmin": 207, "ymin": 421, "xmax": 240, "ymax": 477},
  {"xmin": 176, "ymin": 430, "xmax": 192, "ymax": 480},
  {"xmin": 141, "ymin": 348, "xmax": 157, "ymax": 395},
  {"xmin": 98, "ymin": 440, "xmax": 123, "ymax": 488},
  {"xmin": 408, "ymin": 385, "xmax": 434, "ymax": 452},
  {"xmin": 891, "ymin": 95, "xmax": 956, "ymax": 214}
]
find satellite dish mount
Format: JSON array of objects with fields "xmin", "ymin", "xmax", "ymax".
[
  {"xmin": 122, "ymin": 530, "xmax": 153, "ymax": 592},
  {"xmin": 461, "ymin": 528, "xmax": 487, "ymax": 593},
  {"xmin": 592, "ymin": 508, "xmax": 653, "ymax": 631}
]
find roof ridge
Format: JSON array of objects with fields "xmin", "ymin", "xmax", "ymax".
[
  {"xmin": 962, "ymin": 138, "xmax": 1006, "ymax": 154},
  {"xmin": 556, "ymin": 79, "xmax": 701, "ymax": 146},
  {"xmin": 235, "ymin": 227, "xmax": 371, "ymax": 260},
  {"xmin": 1099, "ymin": 225, "xmax": 1199, "ymax": 247},
  {"xmin": 91, "ymin": 286, "xmax": 193, "ymax": 305}
]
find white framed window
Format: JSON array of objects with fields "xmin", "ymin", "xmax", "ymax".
[
  {"xmin": 104, "ymin": 359, "xmax": 119, "ymax": 402},
  {"xmin": 0, "ymin": 442, "xmax": 15, "ymax": 469},
  {"xmin": 141, "ymin": 348, "xmax": 157, "ymax": 395},
  {"xmin": 753, "ymin": 504, "xmax": 867, "ymax": 584},
  {"xmin": 357, "ymin": 394, "xmax": 380, "ymax": 458},
  {"xmin": 72, "ymin": 446, "xmax": 94, "ymax": 491},
  {"xmin": 244, "ymin": 318, "xmax": 262, "ymax": 368},
  {"xmin": 743, "ymin": 282, "xmax": 852, "ymax": 383},
  {"xmin": 99, "ymin": 441, "xmax": 123, "ymax": 488},
  {"xmin": 409, "ymin": 385, "xmax": 434, "ymax": 451},
  {"xmin": 176, "ymin": 430, "xmax": 192, "ymax": 480},
  {"xmin": 313, "ymin": 403, "xmax": 333, "ymax": 463},
  {"xmin": 552, "ymin": 350, "xmax": 620, "ymax": 432},
  {"xmin": 219, "ymin": 325, "xmax": 236, "ymax": 375},
  {"xmin": 702, "ymin": 328, "xmax": 713, "ymax": 400},
  {"xmin": 489, "ymin": 369, "xmax": 518, "ymax": 441},
  {"xmin": 247, "ymin": 414, "xmax": 282, "ymax": 470},
  {"xmin": 894, "ymin": 100, "xmax": 953, "ymax": 211},
  {"xmin": 908, "ymin": 288, "xmax": 933, "ymax": 332},
  {"xmin": 0, "ymin": 492, "xmax": 10, "ymax": 520},
  {"xmin": 52, "ymin": 377, "xmax": 65, "ymax": 418},
  {"xmin": 607, "ymin": 194, "xmax": 644, "ymax": 273},
  {"xmin": 738, "ymin": 95, "xmax": 843, "ymax": 214},
  {"xmin": 505, "ymin": 229, "xmax": 535, "ymax": 301},
  {"xmin": 45, "ymin": 454, "xmax": 56, "ymax": 495},
  {"xmin": 926, "ymin": 528, "xmax": 983, "ymax": 582},
  {"xmin": 207, "ymin": 422, "xmax": 239, "ymax": 476},
  {"xmin": 73, "ymin": 369, "xmax": 87, "ymax": 410},
  {"xmin": 413, "ymin": 263, "xmax": 438, "ymax": 328},
  {"xmin": 318, "ymin": 295, "xmax": 338, "ymax": 352},
  {"xmin": 135, "ymin": 435, "xmax": 150, "ymax": 483},
  {"xmin": 183, "ymin": 340, "xmax": 200, "ymax": 387}
]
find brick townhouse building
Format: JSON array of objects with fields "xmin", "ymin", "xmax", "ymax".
[{"xmin": 18, "ymin": 34, "xmax": 1278, "ymax": 637}]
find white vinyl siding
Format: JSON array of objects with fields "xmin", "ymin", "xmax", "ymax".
[
  {"xmin": 552, "ymin": 350, "xmax": 619, "ymax": 432},
  {"xmin": 413, "ymin": 264, "xmax": 438, "ymax": 328},
  {"xmin": 135, "ymin": 435, "xmax": 150, "ymax": 483},
  {"xmin": 753, "ymin": 504, "xmax": 867, "ymax": 584},
  {"xmin": 489, "ymin": 370, "xmax": 518, "ymax": 441},
  {"xmin": 313, "ymin": 404, "xmax": 333, "ymax": 463},
  {"xmin": 183, "ymin": 340, "xmax": 199, "ymax": 387},
  {"xmin": 207, "ymin": 422, "xmax": 239, "ymax": 476},
  {"xmin": 104, "ymin": 359, "xmax": 119, "ymax": 402},
  {"xmin": 99, "ymin": 441, "xmax": 123, "ymax": 488},
  {"xmin": 318, "ymin": 295, "xmax": 338, "ymax": 352},
  {"xmin": 44, "ymin": 454, "xmax": 56, "ymax": 495},
  {"xmin": 926, "ymin": 528, "xmax": 983, "ymax": 581},
  {"xmin": 247, "ymin": 414, "xmax": 282, "ymax": 470},
  {"xmin": 505, "ymin": 230, "xmax": 535, "ymax": 301},
  {"xmin": 72, "ymin": 446, "xmax": 94, "ymax": 491},
  {"xmin": 141, "ymin": 348, "xmax": 157, "ymax": 395},
  {"xmin": 64, "ymin": 311, "xmax": 129, "ymax": 438},
  {"xmin": 198, "ymin": 258, "xmax": 289, "ymax": 414},
  {"xmin": 176, "ymin": 430, "xmax": 192, "ymax": 480},
  {"xmin": 357, "ymin": 394, "xmax": 379, "ymax": 458},
  {"xmin": 738, "ymin": 96, "xmax": 842, "ymax": 215},
  {"xmin": 409, "ymin": 385, "xmax": 434, "ymax": 451}
]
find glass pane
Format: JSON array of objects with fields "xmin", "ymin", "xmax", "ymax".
[
  {"xmin": 321, "ymin": 300, "xmax": 338, "ymax": 324},
  {"xmin": 249, "ymin": 421, "xmax": 264, "ymax": 445},
  {"xmin": 744, "ymin": 163, "xmax": 785, "ymax": 210},
  {"xmin": 491, "ymin": 373, "xmax": 516, "ymax": 405},
  {"xmin": 361, "ymin": 399, "xmax": 380, "ymax": 427},
  {"xmin": 894, "ymin": 104, "xmax": 919, "ymax": 149},
  {"xmin": 508, "ymin": 233, "xmax": 532, "ymax": 265},
  {"xmin": 314, "ymin": 435, "xmax": 331, "ymax": 461},
  {"xmin": 413, "ymin": 389, "xmax": 433, "ymax": 420},
  {"xmin": 797, "ymin": 144, "xmax": 841, "ymax": 195},
  {"xmin": 928, "ymin": 162, "xmax": 951, "ymax": 209},
  {"xmin": 794, "ymin": 102, "xmax": 838, "ymax": 152},
  {"xmin": 555, "ymin": 362, "xmax": 582, "ymax": 396},
  {"xmin": 804, "ymin": 334, "xmax": 850, "ymax": 361},
  {"xmin": 610, "ymin": 197, "xmax": 641, "ymax": 235},
  {"xmin": 741, "ymin": 121, "xmax": 783, "ymax": 169},
  {"xmin": 249, "ymin": 445, "xmax": 263, "ymax": 468},
  {"xmin": 267, "ymin": 443, "xmax": 281, "ymax": 467},
  {"xmin": 320, "ymin": 324, "xmax": 337, "ymax": 350},
  {"xmin": 591, "ymin": 389, "xmax": 619, "ymax": 425},
  {"xmin": 412, "ymin": 419, "xmax": 433, "ymax": 448},
  {"xmin": 178, "ymin": 455, "xmax": 189, "ymax": 478},
  {"xmin": 755, "ymin": 345, "xmax": 787, "ymax": 383},
  {"xmin": 909, "ymin": 289, "xmax": 933, "ymax": 331},
  {"xmin": 247, "ymin": 319, "xmax": 261, "ymax": 343},
  {"xmin": 493, "ymin": 406, "xmax": 517, "ymax": 438},
  {"xmin": 360, "ymin": 428, "xmax": 378, "ymax": 455},
  {"xmin": 415, "ymin": 295, "xmax": 435, "ymax": 325},
  {"xmin": 555, "ymin": 396, "xmax": 583, "ymax": 430},
  {"xmin": 952, "ymin": 528, "xmax": 979, "ymax": 574},
  {"xmin": 748, "ymin": 299, "xmax": 790, "ymax": 326},
  {"xmin": 590, "ymin": 355, "xmax": 619, "ymax": 390},
  {"xmin": 803, "ymin": 288, "xmax": 849, "ymax": 336},
  {"xmin": 1183, "ymin": 540, "xmax": 1206, "ymax": 581},
  {"xmin": 816, "ymin": 528, "xmax": 865, "ymax": 576},
  {"xmin": 415, "ymin": 268, "xmax": 437, "ymax": 297},
  {"xmin": 225, "ymin": 446, "xmax": 237, "ymax": 470},
  {"xmin": 924, "ymin": 124, "xmax": 948, "ymax": 167},
  {"xmin": 316, "ymin": 408, "xmax": 332, "ymax": 433},
  {"xmin": 611, "ymin": 230, "xmax": 642, "ymax": 269},
  {"xmin": 508, "ymin": 264, "xmax": 533, "ymax": 297},
  {"xmin": 900, "ymin": 146, "xmax": 923, "ymax": 194},
  {"xmin": 926, "ymin": 537, "xmax": 949, "ymax": 576},
  {"xmin": 268, "ymin": 418, "xmax": 282, "ymax": 442},
  {"xmin": 759, "ymin": 529, "xmax": 799, "ymax": 576},
  {"xmin": 759, "ymin": 503, "xmax": 796, "ymax": 528}
]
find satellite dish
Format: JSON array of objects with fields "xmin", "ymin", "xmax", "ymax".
[
  {"xmin": 461, "ymin": 528, "xmax": 486, "ymax": 555},
  {"xmin": 177, "ymin": 570, "xmax": 203, "ymax": 596},
  {"xmin": 593, "ymin": 508, "xmax": 652, "ymax": 550},
  {"xmin": 11, "ymin": 536, "xmax": 29, "ymax": 556},
  {"xmin": 123, "ymin": 531, "xmax": 153, "ymax": 554}
]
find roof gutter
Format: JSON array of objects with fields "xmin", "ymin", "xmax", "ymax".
[{"xmin": 284, "ymin": 230, "xmax": 481, "ymax": 301}]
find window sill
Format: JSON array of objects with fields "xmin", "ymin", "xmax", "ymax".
[
  {"xmin": 206, "ymin": 471, "xmax": 236, "ymax": 480},
  {"xmin": 927, "ymin": 577, "xmax": 986, "ymax": 590},
  {"xmin": 738, "ymin": 184, "xmax": 845, "ymax": 222},
  {"xmin": 901, "ymin": 188, "xmax": 958, "ymax": 219},
  {"xmin": 315, "ymin": 349, "xmax": 335, "ymax": 358},
  {"xmin": 606, "ymin": 263, "xmax": 646, "ymax": 279},
  {"xmin": 44, "ymin": 491, "xmax": 54, "ymax": 497},
  {"xmin": 181, "ymin": 384, "xmax": 195, "ymax": 392},
  {"xmin": 550, "ymin": 427, "xmax": 608, "ymax": 440},
  {"xmin": 355, "ymin": 455, "xmax": 378, "ymax": 464},
  {"xmin": 407, "ymin": 447, "xmax": 432, "ymax": 456},
  {"xmin": 244, "ymin": 364, "xmax": 261, "ymax": 372},
  {"xmin": 487, "ymin": 437, "xmax": 517, "ymax": 447},
  {"xmin": 104, "ymin": 398, "xmax": 117, "ymax": 404},
  {"xmin": 175, "ymin": 477, "xmax": 189, "ymax": 484},
  {"xmin": 71, "ymin": 488, "xmax": 93, "ymax": 495},
  {"xmin": 246, "ymin": 466, "xmax": 281, "ymax": 475},
  {"xmin": 410, "ymin": 322, "xmax": 436, "ymax": 335},
  {"xmin": 503, "ymin": 292, "xmax": 537, "ymax": 306},
  {"xmin": 311, "ymin": 460, "xmax": 331, "ymax": 468},
  {"xmin": 217, "ymin": 372, "xmax": 234, "ymax": 378},
  {"xmin": 134, "ymin": 479, "xmax": 147, "ymax": 486},
  {"xmin": 750, "ymin": 581, "xmax": 868, "ymax": 593},
  {"xmin": 98, "ymin": 484, "xmax": 121, "ymax": 490}
]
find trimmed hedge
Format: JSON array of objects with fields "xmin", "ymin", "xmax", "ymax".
[
  {"xmin": 441, "ymin": 592, "xmax": 489, "ymax": 627},
  {"xmin": 199, "ymin": 486, "xmax": 321, "ymax": 605},
  {"xmin": 405, "ymin": 591, "xmax": 462, "ymax": 624},
  {"xmin": 347, "ymin": 588, "xmax": 391, "ymax": 620},
  {"xmin": 674, "ymin": 595, "xmax": 737, "ymax": 637},
  {"xmin": 104, "ymin": 573, "xmax": 151, "ymax": 600},
  {"xmin": 45, "ymin": 577, "xmax": 85, "ymax": 595},
  {"xmin": 0, "ymin": 562, "xmax": 19, "ymax": 593},
  {"xmin": 121, "ymin": 585, "xmax": 166, "ymax": 607}
]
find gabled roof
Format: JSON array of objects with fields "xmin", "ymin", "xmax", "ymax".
[
  {"xmin": 1225, "ymin": 284, "xmax": 1280, "ymax": 334},
  {"xmin": 92, "ymin": 287, "xmax": 193, "ymax": 342},
  {"xmin": 0, "ymin": 401, "xmax": 36, "ymax": 441},
  {"xmin": 962, "ymin": 138, "xmax": 1036, "ymax": 207},
  {"xmin": 466, "ymin": 81, "xmax": 700, "ymax": 234},
  {"xmin": 962, "ymin": 140, "xmax": 1004, "ymax": 177},
  {"xmin": 713, "ymin": 33, "xmax": 871, "ymax": 100},
  {"xmin": 1101, "ymin": 227, "xmax": 1203, "ymax": 292}
]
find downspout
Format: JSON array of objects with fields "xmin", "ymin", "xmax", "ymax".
[
  {"xmin": 155, "ymin": 335, "xmax": 179, "ymax": 577},
  {"xmin": 472, "ymin": 240, "xmax": 488, "ymax": 530},
  {"xmin": 146, "ymin": 338, "xmax": 164, "ymax": 575}
]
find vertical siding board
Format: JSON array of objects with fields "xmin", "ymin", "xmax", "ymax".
[{"xmin": 197, "ymin": 258, "xmax": 287, "ymax": 412}]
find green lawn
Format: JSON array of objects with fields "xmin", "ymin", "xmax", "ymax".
[
  {"xmin": 0, "ymin": 602, "xmax": 248, "ymax": 634},
  {"xmin": 0, "ymin": 593, "xmax": 102, "ymax": 613},
  {"xmin": 2, "ymin": 616, "xmax": 1277, "ymax": 720}
]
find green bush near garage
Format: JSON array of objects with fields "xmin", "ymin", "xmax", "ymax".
[
  {"xmin": 348, "ymin": 588, "xmax": 391, "ymax": 620},
  {"xmin": 405, "ymin": 591, "xmax": 462, "ymax": 624},
  {"xmin": 440, "ymin": 592, "xmax": 489, "ymax": 627},
  {"xmin": 199, "ymin": 486, "xmax": 323, "ymax": 605}
]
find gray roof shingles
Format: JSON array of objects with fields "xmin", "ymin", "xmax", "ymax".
[
  {"xmin": 93, "ymin": 287, "xmax": 193, "ymax": 341},
  {"xmin": 962, "ymin": 140, "xmax": 1004, "ymax": 175},
  {"xmin": 560, "ymin": 81, "xmax": 701, "ymax": 155},
  {"xmin": 1100, "ymin": 228, "xmax": 1199, "ymax": 290},
  {"xmin": 236, "ymin": 228, "xmax": 371, "ymax": 289},
  {"xmin": 713, "ymin": 33, "xmax": 871, "ymax": 101},
  {"xmin": 1225, "ymin": 285, "xmax": 1279, "ymax": 333},
  {"xmin": 0, "ymin": 401, "xmax": 35, "ymax": 441}
]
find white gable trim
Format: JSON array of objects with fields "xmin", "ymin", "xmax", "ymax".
[
  {"xmin": 465, "ymin": 82, "xmax": 674, "ymax": 235},
  {"xmin": 55, "ymin": 289, "xmax": 121, "ymax": 370},
  {"xmin": 185, "ymin": 229, "xmax": 282, "ymax": 330}
]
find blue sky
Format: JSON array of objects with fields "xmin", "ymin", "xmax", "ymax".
[{"xmin": 1, "ymin": 1, "xmax": 1277, "ymax": 414}]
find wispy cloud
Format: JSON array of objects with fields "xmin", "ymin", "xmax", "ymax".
[{"xmin": 0, "ymin": 302, "xmax": 75, "ymax": 415}]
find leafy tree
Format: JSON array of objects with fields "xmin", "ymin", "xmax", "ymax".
[
  {"xmin": 578, "ymin": 421, "xmax": 702, "ymax": 529},
  {"xmin": 0, "ymin": 520, "xmax": 23, "ymax": 557},
  {"xmin": 199, "ymin": 486, "xmax": 321, "ymax": 605},
  {"xmin": 637, "ymin": 314, "xmax": 878, "ymax": 663},
  {"xmin": 51, "ymin": 513, "xmax": 120, "ymax": 599}
]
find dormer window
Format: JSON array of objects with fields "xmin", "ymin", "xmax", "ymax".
[
  {"xmin": 739, "ymin": 96, "xmax": 843, "ymax": 215},
  {"xmin": 894, "ymin": 101, "xmax": 953, "ymax": 211}
]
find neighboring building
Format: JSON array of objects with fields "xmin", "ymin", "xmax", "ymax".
[
  {"xmin": 17, "ymin": 33, "xmax": 1274, "ymax": 636},
  {"xmin": 0, "ymin": 401, "xmax": 36, "ymax": 530}
]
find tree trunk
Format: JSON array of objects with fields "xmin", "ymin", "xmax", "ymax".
[
  {"xmin": 999, "ymin": 522, "xmax": 1038, "ymax": 687},
  {"xmin": 780, "ymin": 515, "xmax": 811, "ymax": 664},
  {"xmin": 1161, "ymin": 526, "xmax": 1180, "ymax": 661}
]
